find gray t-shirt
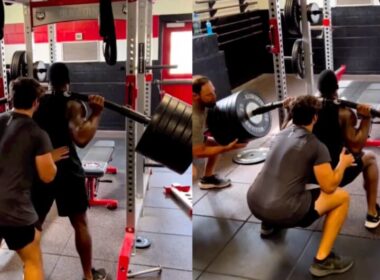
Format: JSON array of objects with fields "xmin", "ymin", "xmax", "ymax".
[
  {"xmin": 192, "ymin": 102, "xmax": 207, "ymax": 147},
  {"xmin": 0, "ymin": 112, "xmax": 53, "ymax": 226},
  {"xmin": 247, "ymin": 125, "xmax": 330, "ymax": 226}
]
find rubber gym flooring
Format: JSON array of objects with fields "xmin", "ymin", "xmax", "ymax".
[
  {"xmin": 193, "ymin": 74, "xmax": 380, "ymax": 280},
  {"xmin": 0, "ymin": 131, "xmax": 192, "ymax": 280}
]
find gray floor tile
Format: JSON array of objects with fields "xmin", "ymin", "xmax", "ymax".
[
  {"xmin": 129, "ymin": 264, "xmax": 192, "ymax": 280},
  {"xmin": 137, "ymin": 207, "xmax": 192, "ymax": 236},
  {"xmin": 193, "ymin": 270, "xmax": 202, "ymax": 280},
  {"xmin": 144, "ymin": 187, "xmax": 180, "ymax": 209},
  {"xmin": 0, "ymin": 250, "xmax": 59, "ymax": 280},
  {"xmin": 227, "ymin": 163, "xmax": 263, "ymax": 185},
  {"xmin": 49, "ymin": 255, "xmax": 117, "ymax": 280},
  {"xmin": 192, "ymin": 182, "xmax": 208, "ymax": 205},
  {"xmin": 149, "ymin": 171, "xmax": 192, "ymax": 188},
  {"xmin": 207, "ymin": 224, "xmax": 313, "ymax": 280},
  {"xmin": 288, "ymin": 232, "xmax": 380, "ymax": 280},
  {"xmin": 198, "ymin": 272, "xmax": 257, "ymax": 280},
  {"xmin": 193, "ymin": 216, "xmax": 243, "ymax": 271},
  {"xmin": 131, "ymin": 232, "xmax": 192, "ymax": 271},
  {"xmin": 62, "ymin": 224, "xmax": 124, "ymax": 261},
  {"xmin": 87, "ymin": 207, "xmax": 126, "ymax": 230},
  {"xmin": 194, "ymin": 183, "xmax": 252, "ymax": 221},
  {"xmin": 40, "ymin": 221, "xmax": 74, "ymax": 255}
]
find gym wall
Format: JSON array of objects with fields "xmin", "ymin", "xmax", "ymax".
[{"xmin": 3, "ymin": 0, "xmax": 191, "ymax": 64}]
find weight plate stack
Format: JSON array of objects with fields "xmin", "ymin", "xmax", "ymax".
[
  {"xmin": 284, "ymin": 0, "xmax": 301, "ymax": 36},
  {"xmin": 207, "ymin": 90, "xmax": 272, "ymax": 145},
  {"xmin": 291, "ymin": 39, "xmax": 305, "ymax": 79},
  {"xmin": 136, "ymin": 94, "xmax": 192, "ymax": 174},
  {"xmin": 10, "ymin": 50, "xmax": 27, "ymax": 80}
]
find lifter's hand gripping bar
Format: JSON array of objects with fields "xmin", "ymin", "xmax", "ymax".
[
  {"xmin": 63, "ymin": 91, "xmax": 151, "ymax": 125},
  {"xmin": 326, "ymin": 99, "xmax": 380, "ymax": 118}
]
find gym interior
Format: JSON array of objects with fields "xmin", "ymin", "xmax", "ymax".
[
  {"xmin": 193, "ymin": 0, "xmax": 380, "ymax": 279},
  {"xmin": 0, "ymin": 0, "xmax": 192, "ymax": 280}
]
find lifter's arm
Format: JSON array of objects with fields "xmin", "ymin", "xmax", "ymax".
[
  {"xmin": 313, "ymin": 148, "xmax": 354, "ymax": 194},
  {"xmin": 339, "ymin": 106, "xmax": 371, "ymax": 154},
  {"xmin": 67, "ymin": 95, "xmax": 104, "ymax": 148}
]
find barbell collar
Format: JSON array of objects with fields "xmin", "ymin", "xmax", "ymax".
[{"xmin": 64, "ymin": 91, "xmax": 151, "ymax": 125}]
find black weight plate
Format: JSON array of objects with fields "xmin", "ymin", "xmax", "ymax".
[
  {"xmin": 307, "ymin": 2, "xmax": 321, "ymax": 24},
  {"xmin": 226, "ymin": 93, "xmax": 242, "ymax": 143},
  {"xmin": 33, "ymin": 61, "xmax": 47, "ymax": 82},
  {"xmin": 179, "ymin": 105, "xmax": 192, "ymax": 144},
  {"xmin": 165, "ymin": 101, "xmax": 186, "ymax": 141},
  {"xmin": 236, "ymin": 90, "xmax": 271, "ymax": 139},
  {"xmin": 233, "ymin": 148, "xmax": 269, "ymax": 165},
  {"xmin": 284, "ymin": 0, "xmax": 301, "ymax": 36},
  {"xmin": 291, "ymin": 39, "xmax": 305, "ymax": 79},
  {"xmin": 10, "ymin": 50, "xmax": 27, "ymax": 80}
]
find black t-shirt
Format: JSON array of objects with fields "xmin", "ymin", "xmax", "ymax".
[
  {"xmin": 313, "ymin": 101, "xmax": 344, "ymax": 167},
  {"xmin": 33, "ymin": 93, "xmax": 85, "ymax": 180},
  {"xmin": 0, "ymin": 112, "xmax": 52, "ymax": 226}
]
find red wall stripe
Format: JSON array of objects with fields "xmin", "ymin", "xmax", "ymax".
[{"xmin": 4, "ymin": 16, "xmax": 159, "ymax": 45}]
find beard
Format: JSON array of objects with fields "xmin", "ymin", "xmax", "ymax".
[{"xmin": 204, "ymin": 101, "xmax": 216, "ymax": 108}]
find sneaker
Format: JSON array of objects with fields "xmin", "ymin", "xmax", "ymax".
[
  {"xmin": 365, "ymin": 204, "xmax": 380, "ymax": 229},
  {"xmin": 309, "ymin": 252, "xmax": 354, "ymax": 277},
  {"xmin": 83, "ymin": 268, "xmax": 108, "ymax": 280},
  {"xmin": 199, "ymin": 175, "xmax": 231, "ymax": 189}
]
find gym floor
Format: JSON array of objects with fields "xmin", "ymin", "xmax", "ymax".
[
  {"xmin": 193, "ymin": 74, "xmax": 380, "ymax": 280},
  {"xmin": 0, "ymin": 132, "xmax": 192, "ymax": 280}
]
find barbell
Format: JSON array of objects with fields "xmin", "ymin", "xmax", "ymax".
[
  {"xmin": 0, "ymin": 92, "xmax": 192, "ymax": 174},
  {"xmin": 10, "ymin": 51, "xmax": 48, "ymax": 82},
  {"xmin": 206, "ymin": 87, "xmax": 380, "ymax": 146}
]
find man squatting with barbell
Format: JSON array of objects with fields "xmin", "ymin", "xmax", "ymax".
[
  {"xmin": 192, "ymin": 75, "xmax": 247, "ymax": 189},
  {"xmin": 31, "ymin": 63, "xmax": 109, "ymax": 280}
]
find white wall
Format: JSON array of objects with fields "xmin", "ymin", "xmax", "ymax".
[{"xmin": 154, "ymin": 0, "xmax": 192, "ymax": 15}]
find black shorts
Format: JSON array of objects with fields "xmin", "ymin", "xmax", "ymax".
[
  {"xmin": 296, "ymin": 189, "xmax": 321, "ymax": 228},
  {"xmin": 309, "ymin": 155, "xmax": 363, "ymax": 187},
  {"xmin": 340, "ymin": 155, "xmax": 364, "ymax": 187},
  {"xmin": 0, "ymin": 224, "xmax": 36, "ymax": 251},
  {"xmin": 32, "ymin": 176, "xmax": 88, "ymax": 226}
]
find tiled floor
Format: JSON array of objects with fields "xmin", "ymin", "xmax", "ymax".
[
  {"xmin": 193, "ymin": 74, "xmax": 380, "ymax": 280},
  {"xmin": 0, "ymin": 133, "xmax": 192, "ymax": 280}
]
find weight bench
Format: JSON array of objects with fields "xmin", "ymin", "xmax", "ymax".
[{"xmin": 82, "ymin": 140, "xmax": 118, "ymax": 210}]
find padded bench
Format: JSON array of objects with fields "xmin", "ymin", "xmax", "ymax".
[{"xmin": 82, "ymin": 140, "xmax": 118, "ymax": 210}]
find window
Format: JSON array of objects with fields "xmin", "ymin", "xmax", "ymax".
[{"xmin": 169, "ymin": 31, "xmax": 192, "ymax": 75}]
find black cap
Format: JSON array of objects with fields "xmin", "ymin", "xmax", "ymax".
[
  {"xmin": 48, "ymin": 62, "xmax": 70, "ymax": 88},
  {"xmin": 318, "ymin": 70, "xmax": 338, "ymax": 98}
]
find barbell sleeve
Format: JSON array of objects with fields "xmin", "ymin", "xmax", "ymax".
[
  {"xmin": 64, "ymin": 91, "xmax": 151, "ymax": 125},
  {"xmin": 248, "ymin": 100, "xmax": 284, "ymax": 117}
]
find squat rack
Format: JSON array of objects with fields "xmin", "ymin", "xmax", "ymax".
[
  {"xmin": 2, "ymin": 0, "xmax": 158, "ymax": 278},
  {"xmin": 267, "ymin": 0, "xmax": 334, "ymax": 124}
]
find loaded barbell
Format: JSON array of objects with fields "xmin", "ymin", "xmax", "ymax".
[
  {"xmin": 0, "ymin": 92, "xmax": 192, "ymax": 174},
  {"xmin": 206, "ymin": 86, "xmax": 380, "ymax": 146}
]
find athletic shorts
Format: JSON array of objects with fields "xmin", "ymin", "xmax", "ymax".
[
  {"xmin": 296, "ymin": 188, "xmax": 321, "ymax": 228},
  {"xmin": 0, "ymin": 224, "xmax": 36, "ymax": 251},
  {"xmin": 309, "ymin": 155, "xmax": 364, "ymax": 187},
  {"xmin": 32, "ymin": 176, "xmax": 88, "ymax": 227}
]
